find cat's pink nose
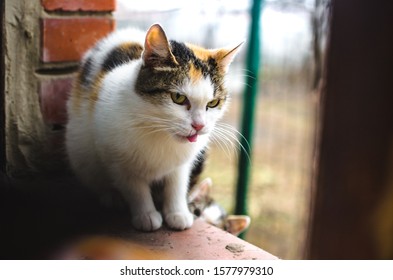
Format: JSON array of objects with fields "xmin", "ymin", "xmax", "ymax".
[{"xmin": 192, "ymin": 123, "xmax": 205, "ymax": 131}]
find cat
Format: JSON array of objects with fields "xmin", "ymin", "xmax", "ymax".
[
  {"xmin": 188, "ymin": 177, "xmax": 250, "ymax": 236},
  {"xmin": 65, "ymin": 24, "xmax": 242, "ymax": 232}
]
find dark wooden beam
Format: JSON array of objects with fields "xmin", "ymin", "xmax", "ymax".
[
  {"xmin": 0, "ymin": 0, "xmax": 5, "ymax": 175},
  {"xmin": 307, "ymin": 0, "xmax": 393, "ymax": 259}
]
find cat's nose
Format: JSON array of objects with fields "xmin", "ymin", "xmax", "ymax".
[{"xmin": 192, "ymin": 123, "xmax": 205, "ymax": 131}]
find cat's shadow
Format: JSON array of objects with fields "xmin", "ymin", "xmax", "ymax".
[{"xmin": 0, "ymin": 175, "xmax": 132, "ymax": 259}]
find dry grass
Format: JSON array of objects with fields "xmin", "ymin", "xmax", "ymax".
[{"xmin": 202, "ymin": 79, "xmax": 316, "ymax": 259}]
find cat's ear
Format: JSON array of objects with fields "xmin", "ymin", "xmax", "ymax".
[
  {"xmin": 225, "ymin": 215, "xmax": 251, "ymax": 236},
  {"xmin": 188, "ymin": 177, "xmax": 213, "ymax": 203},
  {"xmin": 143, "ymin": 24, "xmax": 177, "ymax": 67},
  {"xmin": 214, "ymin": 42, "xmax": 244, "ymax": 72}
]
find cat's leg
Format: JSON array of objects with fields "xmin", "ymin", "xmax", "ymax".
[
  {"xmin": 163, "ymin": 165, "xmax": 194, "ymax": 230},
  {"xmin": 116, "ymin": 176, "xmax": 163, "ymax": 232}
]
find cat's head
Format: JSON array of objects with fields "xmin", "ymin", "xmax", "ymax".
[
  {"xmin": 135, "ymin": 24, "xmax": 242, "ymax": 144},
  {"xmin": 188, "ymin": 177, "xmax": 251, "ymax": 236}
]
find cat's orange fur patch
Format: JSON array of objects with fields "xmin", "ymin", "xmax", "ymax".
[
  {"xmin": 119, "ymin": 42, "xmax": 143, "ymax": 61},
  {"xmin": 88, "ymin": 71, "xmax": 106, "ymax": 114},
  {"xmin": 186, "ymin": 43, "xmax": 212, "ymax": 62},
  {"xmin": 189, "ymin": 63, "xmax": 203, "ymax": 83},
  {"xmin": 71, "ymin": 74, "xmax": 85, "ymax": 115}
]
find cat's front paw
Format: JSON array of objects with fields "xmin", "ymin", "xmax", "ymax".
[
  {"xmin": 165, "ymin": 211, "xmax": 194, "ymax": 230},
  {"xmin": 132, "ymin": 211, "xmax": 163, "ymax": 232}
]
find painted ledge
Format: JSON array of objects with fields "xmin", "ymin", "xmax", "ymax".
[
  {"xmin": 60, "ymin": 219, "xmax": 278, "ymax": 260},
  {"xmin": 129, "ymin": 219, "xmax": 278, "ymax": 260}
]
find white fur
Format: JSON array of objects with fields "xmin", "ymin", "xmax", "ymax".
[{"xmin": 66, "ymin": 28, "xmax": 230, "ymax": 232}]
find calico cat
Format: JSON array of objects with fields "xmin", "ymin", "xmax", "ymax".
[
  {"xmin": 65, "ymin": 24, "xmax": 242, "ymax": 232},
  {"xmin": 188, "ymin": 178, "xmax": 250, "ymax": 236}
]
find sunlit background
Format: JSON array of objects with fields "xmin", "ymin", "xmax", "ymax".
[{"xmin": 114, "ymin": 0, "xmax": 328, "ymax": 259}]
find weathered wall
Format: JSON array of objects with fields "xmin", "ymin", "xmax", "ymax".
[
  {"xmin": 4, "ymin": 0, "xmax": 115, "ymax": 177},
  {"xmin": 5, "ymin": 0, "xmax": 45, "ymax": 176}
]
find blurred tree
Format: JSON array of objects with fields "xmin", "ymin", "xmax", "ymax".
[{"xmin": 268, "ymin": 0, "xmax": 331, "ymax": 89}]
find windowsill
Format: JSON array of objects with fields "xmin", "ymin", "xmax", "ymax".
[
  {"xmin": 1, "ymin": 177, "xmax": 277, "ymax": 260},
  {"xmin": 122, "ymin": 218, "xmax": 278, "ymax": 260}
]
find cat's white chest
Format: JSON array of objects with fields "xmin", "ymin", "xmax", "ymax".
[{"xmin": 123, "ymin": 131, "xmax": 205, "ymax": 180}]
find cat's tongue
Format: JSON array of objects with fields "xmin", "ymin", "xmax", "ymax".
[{"xmin": 186, "ymin": 134, "xmax": 198, "ymax": 143}]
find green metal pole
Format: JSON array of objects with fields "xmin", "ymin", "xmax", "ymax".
[{"xmin": 235, "ymin": 0, "xmax": 263, "ymax": 227}]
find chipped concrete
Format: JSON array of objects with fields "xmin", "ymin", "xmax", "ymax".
[
  {"xmin": 225, "ymin": 243, "xmax": 245, "ymax": 254},
  {"xmin": 4, "ymin": 0, "xmax": 68, "ymax": 176}
]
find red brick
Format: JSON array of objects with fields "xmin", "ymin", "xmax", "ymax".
[
  {"xmin": 41, "ymin": 0, "xmax": 116, "ymax": 12},
  {"xmin": 41, "ymin": 17, "xmax": 115, "ymax": 63},
  {"xmin": 39, "ymin": 77, "xmax": 74, "ymax": 125}
]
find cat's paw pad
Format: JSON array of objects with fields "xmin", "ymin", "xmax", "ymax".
[
  {"xmin": 165, "ymin": 211, "xmax": 194, "ymax": 230},
  {"xmin": 132, "ymin": 211, "xmax": 163, "ymax": 232}
]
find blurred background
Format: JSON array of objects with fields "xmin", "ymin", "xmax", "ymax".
[{"xmin": 115, "ymin": 0, "xmax": 329, "ymax": 259}]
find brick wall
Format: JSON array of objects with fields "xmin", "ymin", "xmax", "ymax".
[{"xmin": 39, "ymin": 0, "xmax": 116, "ymax": 126}]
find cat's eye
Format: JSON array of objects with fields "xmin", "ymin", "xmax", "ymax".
[
  {"xmin": 207, "ymin": 99, "xmax": 221, "ymax": 109},
  {"xmin": 171, "ymin": 92, "xmax": 188, "ymax": 105}
]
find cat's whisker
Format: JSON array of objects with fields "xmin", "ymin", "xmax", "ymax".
[
  {"xmin": 237, "ymin": 73, "xmax": 256, "ymax": 81},
  {"xmin": 209, "ymin": 133, "xmax": 234, "ymax": 160},
  {"xmin": 238, "ymin": 68, "xmax": 256, "ymax": 76},
  {"xmin": 126, "ymin": 115, "xmax": 179, "ymax": 130},
  {"xmin": 216, "ymin": 123, "xmax": 251, "ymax": 152},
  {"xmin": 131, "ymin": 118, "xmax": 189, "ymax": 140},
  {"xmin": 127, "ymin": 115, "xmax": 174, "ymax": 125},
  {"xmin": 213, "ymin": 124, "xmax": 251, "ymax": 163},
  {"xmin": 234, "ymin": 80, "xmax": 253, "ymax": 89},
  {"xmin": 139, "ymin": 127, "xmax": 171, "ymax": 138},
  {"xmin": 212, "ymin": 128, "xmax": 237, "ymax": 153},
  {"xmin": 127, "ymin": 124, "xmax": 170, "ymax": 134},
  {"xmin": 231, "ymin": 68, "xmax": 256, "ymax": 79},
  {"xmin": 211, "ymin": 128, "xmax": 238, "ymax": 160},
  {"xmin": 224, "ymin": 131, "xmax": 251, "ymax": 163},
  {"xmin": 227, "ymin": 70, "xmax": 255, "ymax": 89},
  {"xmin": 126, "ymin": 116, "xmax": 170, "ymax": 128}
]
